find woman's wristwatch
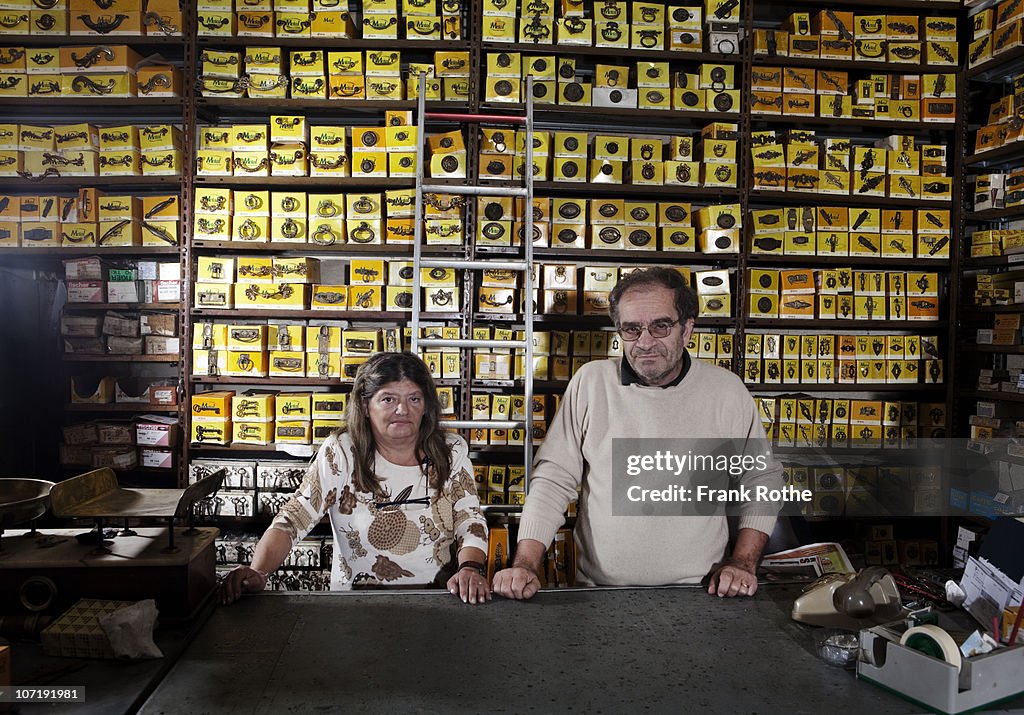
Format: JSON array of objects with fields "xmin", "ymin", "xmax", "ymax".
[{"xmin": 458, "ymin": 560, "xmax": 486, "ymax": 576}]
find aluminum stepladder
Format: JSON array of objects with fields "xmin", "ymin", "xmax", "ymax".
[{"xmin": 410, "ymin": 73, "xmax": 537, "ymax": 492}]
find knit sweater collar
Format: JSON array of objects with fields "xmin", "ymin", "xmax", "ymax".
[{"xmin": 619, "ymin": 349, "xmax": 691, "ymax": 388}]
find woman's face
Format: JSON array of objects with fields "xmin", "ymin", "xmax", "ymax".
[{"xmin": 366, "ymin": 378, "xmax": 426, "ymax": 444}]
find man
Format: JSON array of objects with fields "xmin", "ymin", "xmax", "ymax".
[{"xmin": 493, "ymin": 267, "xmax": 783, "ymax": 600}]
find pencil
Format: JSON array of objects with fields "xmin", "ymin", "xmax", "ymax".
[{"xmin": 1010, "ymin": 593, "xmax": 1024, "ymax": 646}]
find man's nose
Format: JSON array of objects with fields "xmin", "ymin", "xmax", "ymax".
[{"xmin": 636, "ymin": 328, "xmax": 658, "ymax": 348}]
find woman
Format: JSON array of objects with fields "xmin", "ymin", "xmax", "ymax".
[{"xmin": 220, "ymin": 351, "xmax": 491, "ymax": 604}]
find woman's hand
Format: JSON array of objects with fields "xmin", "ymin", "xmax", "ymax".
[
  {"xmin": 219, "ymin": 565, "xmax": 269, "ymax": 605},
  {"xmin": 447, "ymin": 566, "xmax": 491, "ymax": 605}
]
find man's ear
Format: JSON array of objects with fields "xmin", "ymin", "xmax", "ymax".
[{"xmin": 681, "ymin": 318, "xmax": 696, "ymax": 343}]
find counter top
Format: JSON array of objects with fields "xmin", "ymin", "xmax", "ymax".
[{"xmin": 139, "ymin": 586, "xmax": 915, "ymax": 714}]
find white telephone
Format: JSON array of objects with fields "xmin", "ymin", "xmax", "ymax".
[{"xmin": 792, "ymin": 567, "xmax": 905, "ymax": 630}]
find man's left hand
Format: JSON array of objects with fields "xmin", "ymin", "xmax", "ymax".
[{"xmin": 707, "ymin": 563, "xmax": 758, "ymax": 598}]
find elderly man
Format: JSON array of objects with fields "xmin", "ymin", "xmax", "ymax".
[{"xmin": 493, "ymin": 267, "xmax": 783, "ymax": 599}]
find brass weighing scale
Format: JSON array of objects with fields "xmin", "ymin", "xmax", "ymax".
[
  {"xmin": 0, "ymin": 478, "xmax": 54, "ymax": 547},
  {"xmin": 0, "ymin": 468, "xmax": 224, "ymax": 621}
]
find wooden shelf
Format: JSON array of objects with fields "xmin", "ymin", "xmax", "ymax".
[
  {"xmin": 751, "ymin": 53, "xmax": 949, "ymax": 75},
  {"xmin": 64, "ymin": 403, "xmax": 179, "ymax": 413},
  {"xmin": 961, "ymin": 389, "xmax": 1024, "ymax": 404},
  {"xmin": 964, "ymin": 142, "xmax": 1024, "ymax": 171},
  {"xmin": 0, "ymin": 97, "xmax": 184, "ymax": 110},
  {"xmin": 531, "ymin": 248, "xmax": 739, "ymax": 263},
  {"xmin": 197, "ymin": 37, "xmax": 470, "ymax": 50},
  {"xmin": 191, "ymin": 375, "xmax": 351, "ymax": 386},
  {"xmin": 767, "ymin": 0, "xmax": 958, "ymax": 8},
  {"xmin": 961, "ymin": 345, "xmax": 1024, "ymax": 354},
  {"xmin": 960, "ymin": 256, "xmax": 1024, "ymax": 268},
  {"xmin": 479, "ymin": 102, "xmax": 738, "ymax": 128},
  {"xmin": 480, "ymin": 179, "xmax": 740, "ymax": 199},
  {"xmin": 751, "ymin": 114, "xmax": 953, "ymax": 133},
  {"xmin": 0, "ymin": 176, "xmax": 180, "ymax": 188},
  {"xmin": 193, "ymin": 176, "xmax": 416, "ymax": 187},
  {"xmin": 474, "ymin": 379, "xmax": 568, "ymax": 388},
  {"xmin": 770, "ymin": 446, "xmax": 943, "ymax": 457},
  {"xmin": 966, "ymin": 45, "xmax": 1024, "ymax": 82},
  {"xmin": 61, "ymin": 464, "xmax": 175, "ymax": 474},
  {"xmin": 62, "ymin": 354, "xmax": 180, "ymax": 362},
  {"xmin": 191, "ymin": 309, "xmax": 460, "ymax": 320},
  {"xmin": 967, "ymin": 206, "xmax": 1024, "ymax": 222},
  {"xmin": 198, "ymin": 98, "xmax": 469, "ymax": 113},
  {"xmin": 189, "ymin": 443, "xmax": 292, "ymax": 452},
  {"xmin": 745, "ymin": 319, "xmax": 947, "ymax": 330},
  {"xmin": 479, "ymin": 42, "xmax": 738, "ymax": 63},
  {"xmin": 505, "ymin": 314, "xmax": 736, "ymax": 327},
  {"xmin": 191, "ymin": 241, "xmax": 463, "ymax": 256},
  {"xmin": 0, "ymin": 246, "xmax": 180, "ymax": 256},
  {"xmin": 746, "ymin": 383, "xmax": 943, "ymax": 393},
  {"xmin": 960, "ymin": 304, "xmax": 1024, "ymax": 313},
  {"xmin": 63, "ymin": 303, "xmax": 179, "ymax": 311},
  {"xmin": 749, "ymin": 189, "xmax": 951, "ymax": 209},
  {"xmin": 0, "ymin": 35, "xmax": 185, "ymax": 46},
  {"xmin": 746, "ymin": 254, "xmax": 950, "ymax": 269}
]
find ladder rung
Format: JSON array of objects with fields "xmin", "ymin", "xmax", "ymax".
[
  {"xmin": 444, "ymin": 420, "xmax": 522, "ymax": 430},
  {"xmin": 419, "ymin": 259, "xmax": 529, "ymax": 271},
  {"xmin": 419, "ymin": 338, "xmax": 528, "ymax": 349},
  {"xmin": 422, "ymin": 185, "xmax": 528, "ymax": 197}
]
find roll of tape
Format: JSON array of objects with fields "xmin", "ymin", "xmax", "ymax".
[{"xmin": 900, "ymin": 625, "xmax": 962, "ymax": 672}]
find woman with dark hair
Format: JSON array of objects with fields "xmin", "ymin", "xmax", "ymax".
[{"xmin": 220, "ymin": 351, "xmax": 491, "ymax": 604}]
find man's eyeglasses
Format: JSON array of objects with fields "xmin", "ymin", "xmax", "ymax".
[{"xmin": 617, "ymin": 319, "xmax": 679, "ymax": 341}]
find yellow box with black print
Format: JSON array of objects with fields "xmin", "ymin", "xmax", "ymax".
[
  {"xmin": 226, "ymin": 324, "xmax": 266, "ymax": 350},
  {"xmin": 347, "ymin": 284, "xmax": 383, "ymax": 310},
  {"xmin": 232, "ymin": 421, "xmax": 272, "ymax": 445},
  {"xmin": 140, "ymin": 220, "xmax": 178, "ymax": 247},
  {"xmin": 310, "ymin": 10, "xmax": 356, "ymax": 37},
  {"xmin": 27, "ymin": 75, "xmax": 61, "ymax": 97},
  {"xmin": 234, "ymin": 282, "xmax": 309, "ymax": 309},
  {"xmin": 60, "ymin": 72, "xmax": 135, "ymax": 98},
  {"xmin": 305, "ymin": 218, "xmax": 344, "ymax": 246},
  {"xmin": 61, "ymin": 222, "xmax": 97, "ymax": 247},
  {"xmin": 224, "ymin": 349, "xmax": 268, "ymax": 377},
  {"xmin": 275, "ymin": 392, "xmax": 311, "ymax": 421},
  {"xmin": 342, "ymin": 330, "xmax": 381, "ymax": 354},
  {"xmin": 228, "ymin": 216, "xmax": 266, "ymax": 243},
  {"xmin": 310, "ymin": 284, "xmax": 348, "ymax": 309},
  {"xmin": 196, "ymin": 150, "xmax": 233, "ymax": 176},
  {"xmin": 306, "ymin": 151, "xmax": 347, "ymax": 177},
  {"xmin": 305, "ymin": 351, "xmax": 340, "ymax": 378},
  {"xmin": 192, "ymin": 419, "xmax": 231, "ymax": 445},
  {"xmin": 95, "ymin": 150, "xmax": 138, "ymax": 176},
  {"xmin": 271, "ymin": 216, "xmax": 307, "ymax": 242},
  {"xmin": 141, "ymin": 149, "xmax": 182, "ymax": 176},
  {"xmin": 275, "ymin": 420, "xmax": 311, "ymax": 444},
  {"xmin": 193, "ymin": 283, "xmax": 232, "ymax": 310}
]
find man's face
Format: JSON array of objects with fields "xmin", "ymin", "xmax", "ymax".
[{"xmin": 617, "ymin": 285, "xmax": 694, "ymax": 386}]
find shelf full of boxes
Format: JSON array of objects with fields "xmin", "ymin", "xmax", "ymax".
[
  {"xmin": 0, "ymin": 0, "xmax": 997, "ymax": 587},
  {"xmin": 186, "ymin": 0, "xmax": 477, "ymax": 583},
  {"xmin": 739, "ymin": 1, "xmax": 962, "ymax": 525},
  {"xmin": 0, "ymin": 12, "xmax": 189, "ymax": 489},
  {"xmin": 955, "ymin": 0, "xmax": 1024, "ymax": 520}
]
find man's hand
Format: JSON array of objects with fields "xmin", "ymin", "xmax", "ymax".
[
  {"xmin": 447, "ymin": 567, "xmax": 491, "ymax": 604},
  {"xmin": 219, "ymin": 565, "xmax": 268, "ymax": 605},
  {"xmin": 707, "ymin": 562, "xmax": 758, "ymax": 598},
  {"xmin": 492, "ymin": 567, "xmax": 541, "ymax": 600}
]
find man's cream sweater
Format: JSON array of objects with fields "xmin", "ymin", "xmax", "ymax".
[{"xmin": 519, "ymin": 357, "xmax": 783, "ymax": 586}]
